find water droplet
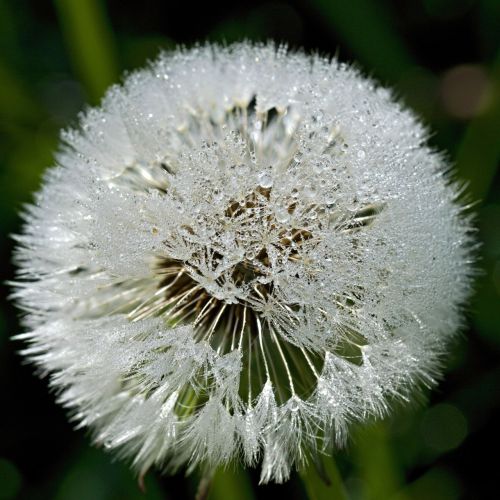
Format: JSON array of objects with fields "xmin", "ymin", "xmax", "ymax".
[
  {"xmin": 290, "ymin": 397, "xmax": 300, "ymax": 412},
  {"xmin": 313, "ymin": 109, "xmax": 324, "ymax": 122},
  {"xmin": 213, "ymin": 189, "xmax": 223, "ymax": 201},
  {"xmin": 258, "ymin": 171, "xmax": 273, "ymax": 188},
  {"xmin": 275, "ymin": 207, "xmax": 290, "ymax": 223},
  {"xmin": 307, "ymin": 210, "xmax": 318, "ymax": 220},
  {"xmin": 313, "ymin": 162, "xmax": 324, "ymax": 174},
  {"xmin": 304, "ymin": 185, "xmax": 317, "ymax": 198}
]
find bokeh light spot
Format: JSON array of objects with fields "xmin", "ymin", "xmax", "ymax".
[
  {"xmin": 440, "ymin": 65, "xmax": 491, "ymax": 119},
  {"xmin": 421, "ymin": 404, "xmax": 468, "ymax": 452}
]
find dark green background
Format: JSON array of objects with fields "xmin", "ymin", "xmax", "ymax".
[{"xmin": 0, "ymin": 1, "xmax": 499, "ymax": 499}]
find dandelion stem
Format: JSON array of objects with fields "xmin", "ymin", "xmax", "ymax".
[
  {"xmin": 353, "ymin": 422, "xmax": 405, "ymax": 500},
  {"xmin": 300, "ymin": 454, "xmax": 348, "ymax": 500},
  {"xmin": 206, "ymin": 467, "xmax": 255, "ymax": 500},
  {"xmin": 256, "ymin": 315, "xmax": 271, "ymax": 381},
  {"xmin": 271, "ymin": 328, "xmax": 296, "ymax": 396}
]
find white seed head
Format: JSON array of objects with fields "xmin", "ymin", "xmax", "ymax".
[{"xmin": 12, "ymin": 43, "xmax": 475, "ymax": 483}]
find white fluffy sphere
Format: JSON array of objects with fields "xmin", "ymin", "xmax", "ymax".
[{"xmin": 13, "ymin": 43, "xmax": 474, "ymax": 483}]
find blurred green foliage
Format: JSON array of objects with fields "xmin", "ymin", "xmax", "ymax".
[
  {"xmin": 1, "ymin": 1, "xmax": 498, "ymax": 499},
  {"xmin": 54, "ymin": 0, "xmax": 119, "ymax": 103}
]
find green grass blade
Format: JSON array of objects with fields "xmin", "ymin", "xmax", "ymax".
[
  {"xmin": 300, "ymin": 455, "xmax": 348, "ymax": 500},
  {"xmin": 354, "ymin": 422, "xmax": 407, "ymax": 500},
  {"xmin": 207, "ymin": 467, "xmax": 255, "ymax": 500},
  {"xmin": 0, "ymin": 61, "xmax": 42, "ymax": 123},
  {"xmin": 54, "ymin": 0, "xmax": 119, "ymax": 103},
  {"xmin": 310, "ymin": 0, "xmax": 415, "ymax": 81}
]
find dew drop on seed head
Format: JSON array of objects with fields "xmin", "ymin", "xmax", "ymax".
[
  {"xmin": 294, "ymin": 152, "xmax": 303, "ymax": 163},
  {"xmin": 258, "ymin": 172, "xmax": 273, "ymax": 188}
]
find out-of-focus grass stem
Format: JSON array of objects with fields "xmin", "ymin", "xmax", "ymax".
[
  {"xmin": 354, "ymin": 422, "xmax": 407, "ymax": 500},
  {"xmin": 300, "ymin": 454, "xmax": 348, "ymax": 500},
  {"xmin": 206, "ymin": 467, "xmax": 255, "ymax": 500},
  {"xmin": 54, "ymin": 0, "xmax": 119, "ymax": 103},
  {"xmin": 310, "ymin": 0, "xmax": 415, "ymax": 81}
]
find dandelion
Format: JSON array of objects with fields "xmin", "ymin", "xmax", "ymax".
[{"xmin": 12, "ymin": 43, "xmax": 474, "ymax": 484}]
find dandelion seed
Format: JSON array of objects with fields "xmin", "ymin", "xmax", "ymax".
[{"xmin": 12, "ymin": 43, "xmax": 475, "ymax": 483}]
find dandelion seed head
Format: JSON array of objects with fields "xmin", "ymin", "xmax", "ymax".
[{"xmin": 13, "ymin": 43, "xmax": 475, "ymax": 483}]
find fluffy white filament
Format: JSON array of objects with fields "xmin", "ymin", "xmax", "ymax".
[{"xmin": 13, "ymin": 43, "xmax": 474, "ymax": 483}]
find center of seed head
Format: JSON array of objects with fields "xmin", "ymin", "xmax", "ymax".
[
  {"xmin": 137, "ymin": 185, "xmax": 310, "ymax": 340},
  {"xmin": 124, "ymin": 185, "xmax": 327, "ymax": 405},
  {"xmin": 115, "ymin": 99, "xmax": 386, "ymax": 407},
  {"xmin": 123, "ymin": 178, "xmax": 384, "ymax": 405}
]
